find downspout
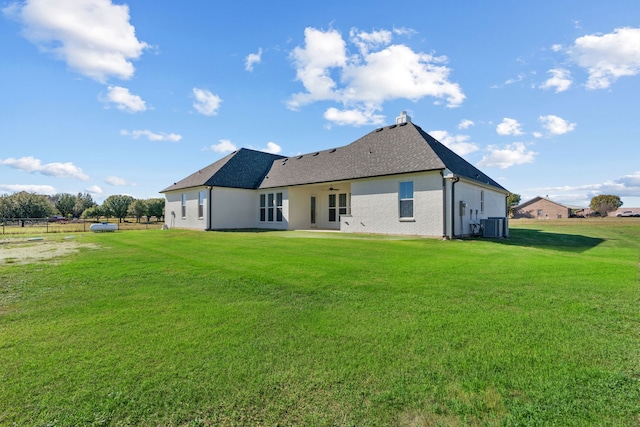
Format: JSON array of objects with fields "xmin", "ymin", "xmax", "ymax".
[
  {"xmin": 441, "ymin": 171, "xmax": 447, "ymax": 238},
  {"xmin": 207, "ymin": 186, "xmax": 213, "ymax": 231},
  {"xmin": 450, "ymin": 176, "xmax": 460, "ymax": 239},
  {"xmin": 505, "ymin": 195, "xmax": 508, "ymax": 218}
]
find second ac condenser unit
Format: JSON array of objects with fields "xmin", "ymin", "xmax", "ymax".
[{"xmin": 481, "ymin": 218, "xmax": 503, "ymax": 238}]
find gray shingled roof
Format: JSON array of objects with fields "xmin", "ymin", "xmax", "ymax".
[
  {"xmin": 162, "ymin": 122, "xmax": 507, "ymax": 194},
  {"xmin": 259, "ymin": 122, "xmax": 507, "ymax": 192},
  {"xmin": 160, "ymin": 148, "xmax": 286, "ymax": 193}
]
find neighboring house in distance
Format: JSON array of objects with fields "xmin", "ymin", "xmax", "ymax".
[
  {"xmin": 161, "ymin": 112, "xmax": 509, "ymax": 238},
  {"xmin": 512, "ymin": 196, "xmax": 583, "ymax": 219}
]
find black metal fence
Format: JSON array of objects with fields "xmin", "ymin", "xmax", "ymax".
[{"xmin": 1, "ymin": 218, "xmax": 164, "ymax": 235}]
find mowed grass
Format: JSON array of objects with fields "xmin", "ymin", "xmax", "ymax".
[{"xmin": 0, "ymin": 219, "xmax": 638, "ymax": 426}]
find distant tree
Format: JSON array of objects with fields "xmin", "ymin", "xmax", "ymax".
[
  {"xmin": 82, "ymin": 205, "xmax": 104, "ymax": 222},
  {"xmin": 73, "ymin": 193, "xmax": 95, "ymax": 218},
  {"xmin": 589, "ymin": 194, "xmax": 623, "ymax": 217},
  {"xmin": 146, "ymin": 198, "xmax": 165, "ymax": 221},
  {"xmin": 129, "ymin": 199, "xmax": 147, "ymax": 223},
  {"xmin": 0, "ymin": 193, "xmax": 11, "ymax": 218},
  {"xmin": 507, "ymin": 193, "xmax": 521, "ymax": 217},
  {"xmin": 53, "ymin": 193, "xmax": 77, "ymax": 218},
  {"xmin": 0, "ymin": 191, "xmax": 54, "ymax": 219},
  {"xmin": 103, "ymin": 195, "xmax": 134, "ymax": 223}
]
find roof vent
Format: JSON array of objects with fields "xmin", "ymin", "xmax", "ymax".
[
  {"xmin": 396, "ymin": 111, "xmax": 411, "ymax": 124},
  {"xmin": 329, "ymin": 148, "xmax": 336, "ymax": 153}
]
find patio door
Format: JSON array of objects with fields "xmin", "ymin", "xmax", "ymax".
[{"xmin": 310, "ymin": 196, "xmax": 317, "ymax": 227}]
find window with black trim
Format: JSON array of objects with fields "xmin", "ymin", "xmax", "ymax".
[
  {"xmin": 259, "ymin": 194, "xmax": 266, "ymax": 221},
  {"xmin": 268, "ymin": 193, "xmax": 274, "ymax": 221},
  {"xmin": 259, "ymin": 192, "xmax": 283, "ymax": 222},
  {"xmin": 328, "ymin": 194, "xmax": 337, "ymax": 222},
  {"xmin": 276, "ymin": 192, "xmax": 283, "ymax": 222}
]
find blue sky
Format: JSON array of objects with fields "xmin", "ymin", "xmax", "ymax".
[{"xmin": 2, "ymin": 0, "xmax": 640, "ymax": 208}]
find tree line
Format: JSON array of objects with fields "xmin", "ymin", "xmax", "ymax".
[{"xmin": 0, "ymin": 192, "xmax": 165, "ymax": 223}]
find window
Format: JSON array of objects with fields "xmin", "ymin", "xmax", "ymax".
[
  {"xmin": 181, "ymin": 193, "xmax": 187, "ymax": 218},
  {"xmin": 537, "ymin": 209, "xmax": 543, "ymax": 217},
  {"xmin": 259, "ymin": 194, "xmax": 266, "ymax": 222},
  {"xmin": 480, "ymin": 190, "xmax": 485, "ymax": 213},
  {"xmin": 328, "ymin": 194, "xmax": 336, "ymax": 222},
  {"xmin": 267, "ymin": 193, "xmax": 274, "ymax": 222},
  {"xmin": 276, "ymin": 192, "xmax": 283, "ymax": 222},
  {"xmin": 338, "ymin": 193, "xmax": 348, "ymax": 218},
  {"xmin": 198, "ymin": 191, "xmax": 204, "ymax": 219},
  {"xmin": 399, "ymin": 181, "xmax": 414, "ymax": 219},
  {"xmin": 260, "ymin": 192, "xmax": 283, "ymax": 222}
]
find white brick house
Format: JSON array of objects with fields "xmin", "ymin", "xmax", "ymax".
[{"xmin": 161, "ymin": 113, "xmax": 509, "ymax": 238}]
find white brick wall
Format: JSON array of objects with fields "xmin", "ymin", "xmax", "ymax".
[
  {"xmin": 164, "ymin": 188, "xmax": 207, "ymax": 230},
  {"xmin": 210, "ymin": 187, "xmax": 257, "ymax": 229},
  {"xmin": 341, "ymin": 172, "xmax": 444, "ymax": 237}
]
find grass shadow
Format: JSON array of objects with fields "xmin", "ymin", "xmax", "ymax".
[{"xmin": 491, "ymin": 228, "xmax": 605, "ymax": 253}]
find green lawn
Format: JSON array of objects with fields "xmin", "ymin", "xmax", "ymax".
[{"xmin": 1, "ymin": 219, "xmax": 638, "ymax": 426}]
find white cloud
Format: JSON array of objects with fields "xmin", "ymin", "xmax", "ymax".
[
  {"xmin": 210, "ymin": 139, "xmax": 237, "ymax": 153},
  {"xmin": 288, "ymin": 26, "xmax": 465, "ymax": 125},
  {"xmin": 193, "ymin": 88, "xmax": 222, "ymax": 116},
  {"xmin": 288, "ymin": 27, "xmax": 347, "ymax": 108},
  {"xmin": 496, "ymin": 118, "xmax": 524, "ymax": 136},
  {"xmin": 105, "ymin": 176, "xmax": 128, "ymax": 186},
  {"xmin": 323, "ymin": 107, "xmax": 384, "ymax": 126},
  {"xmin": 569, "ymin": 27, "xmax": 640, "ymax": 89},
  {"xmin": 491, "ymin": 73, "xmax": 525, "ymax": 88},
  {"xmin": 103, "ymin": 86, "xmax": 146, "ymax": 112},
  {"xmin": 529, "ymin": 171, "xmax": 640, "ymax": 205},
  {"xmin": 429, "ymin": 130, "xmax": 479, "ymax": 156},
  {"xmin": 120, "ymin": 129, "xmax": 181, "ymax": 142},
  {"xmin": 349, "ymin": 28, "xmax": 393, "ymax": 54},
  {"xmin": 551, "ymin": 44, "xmax": 563, "ymax": 52},
  {"xmin": 478, "ymin": 142, "xmax": 537, "ymax": 169},
  {"xmin": 458, "ymin": 119, "xmax": 474, "ymax": 129},
  {"xmin": 4, "ymin": 0, "xmax": 148, "ymax": 82},
  {"xmin": 86, "ymin": 185, "xmax": 103, "ymax": 195},
  {"xmin": 245, "ymin": 48, "xmax": 262, "ymax": 71},
  {"xmin": 539, "ymin": 114, "xmax": 576, "ymax": 135},
  {"xmin": 262, "ymin": 142, "xmax": 282, "ymax": 154},
  {"xmin": 539, "ymin": 68, "xmax": 572, "ymax": 93},
  {"xmin": 0, "ymin": 156, "xmax": 89, "ymax": 180},
  {"xmin": 617, "ymin": 171, "xmax": 640, "ymax": 187},
  {"xmin": 0, "ymin": 184, "xmax": 56, "ymax": 194},
  {"xmin": 505, "ymin": 73, "xmax": 525, "ymax": 85}
]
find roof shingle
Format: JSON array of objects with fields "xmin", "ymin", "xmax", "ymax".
[
  {"xmin": 160, "ymin": 148, "xmax": 285, "ymax": 193},
  {"xmin": 259, "ymin": 122, "xmax": 506, "ymax": 191},
  {"xmin": 162, "ymin": 122, "xmax": 507, "ymax": 194}
]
